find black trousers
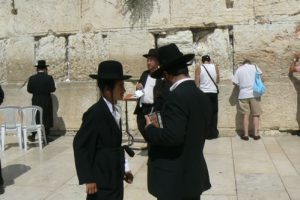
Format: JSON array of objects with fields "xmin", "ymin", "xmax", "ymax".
[
  {"xmin": 204, "ymin": 93, "xmax": 219, "ymax": 139},
  {"xmin": 137, "ymin": 113, "xmax": 147, "ymax": 140},
  {"xmin": 0, "ymin": 159, "xmax": 3, "ymax": 186}
]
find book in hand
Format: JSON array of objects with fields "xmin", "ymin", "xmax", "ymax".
[{"xmin": 148, "ymin": 111, "xmax": 163, "ymax": 128}]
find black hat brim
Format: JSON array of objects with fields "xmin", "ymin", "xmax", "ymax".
[
  {"xmin": 151, "ymin": 53, "xmax": 195, "ymax": 79},
  {"xmin": 143, "ymin": 53, "xmax": 157, "ymax": 58},
  {"xmin": 35, "ymin": 65, "xmax": 49, "ymax": 68},
  {"xmin": 89, "ymin": 74, "xmax": 132, "ymax": 80}
]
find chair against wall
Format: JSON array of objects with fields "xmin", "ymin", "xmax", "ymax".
[
  {"xmin": 21, "ymin": 106, "xmax": 47, "ymax": 150},
  {"xmin": 0, "ymin": 106, "xmax": 22, "ymax": 151}
]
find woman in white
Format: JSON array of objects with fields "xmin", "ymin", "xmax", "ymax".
[{"xmin": 195, "ymin": 55, "xmax": 220, "ymax": 139}]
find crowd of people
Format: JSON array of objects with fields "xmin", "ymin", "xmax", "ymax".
[{"xmin": 0, "ymin": 43, "xmax": 299, "ymax": 199}]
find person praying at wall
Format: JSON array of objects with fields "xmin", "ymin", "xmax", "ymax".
[{"xmin": 289, "ymin": 54, "xmax": 300, "ymax": 74}]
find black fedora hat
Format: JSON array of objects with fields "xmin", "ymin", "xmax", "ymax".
[
  {"xmin": 89, "ymin": 60, "xmax": 132, "ymax": 80},
  {"xmin": 35, "ymin": 60, "xmax": 49, "ymax": 69},
  {"xmin": 143, "ymin": 48, "xmax": 158, "ymax": 58},
  {"xmin": 151, "ymin": 43, "xmax": 194, "ymax": 78}
]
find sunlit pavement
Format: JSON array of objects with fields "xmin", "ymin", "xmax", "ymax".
[{"xmin": 0, "ymin": 134, "xmax": 300, "ymax": 200}]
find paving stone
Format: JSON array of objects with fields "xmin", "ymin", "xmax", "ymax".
[{"xmin": 0, "ymin": 135, "xmax": 299, "ymax": 200}]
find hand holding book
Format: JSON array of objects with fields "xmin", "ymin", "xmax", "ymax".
[{"xmin": 147, "ymin": 111, "xmax": 163, "ymax": 128}]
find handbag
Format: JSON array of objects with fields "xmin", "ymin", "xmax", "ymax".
[
  {"xmin": 202, "ymin": 65, "xmax": 219, "ymax": 94},
  {"xmin": 253, "ymin": 65, "xmax": 266, "ymax": 95}
]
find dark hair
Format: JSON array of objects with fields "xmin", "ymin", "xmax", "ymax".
[
  {"xmin": 97, "ymin": 79, "xmax": 117, "ymax": 94},
  {"xmin": 242, "ymin": 59, "xmax": 251, "ymax": 64},
  {"xmin": 202, "ymin": 55, "xmax": 211, "ymax": 63}
]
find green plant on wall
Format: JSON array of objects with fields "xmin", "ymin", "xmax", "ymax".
[{"xmin": 119, "ymin": 0, "xmax": 158, "ymax": 27}]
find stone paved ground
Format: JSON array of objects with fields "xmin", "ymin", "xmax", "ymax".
[{"xmin": 0, "ymin": 135, "xmax": 300, "ymax": 200}]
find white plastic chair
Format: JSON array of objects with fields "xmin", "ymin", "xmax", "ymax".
[
  {"xmin": 0, "ymin": 106, "xmax": 22, "ymax": 151},
  {"xmin": 21, "ymin": 106, "xmax": 47, "ymax": 150}
]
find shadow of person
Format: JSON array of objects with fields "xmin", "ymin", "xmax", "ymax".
[
  {"xmin": 2, "ymin": 164, "xmax": 31, "ymax": 186},
  {"xmin": 229, "ymin": 85, "xmax": 244, "ymax": 136},
  {"xmin": 51, "ymin": 94, "xmax": 66, "ymax": 141},
  {"xmin": 288, "ymin": 74, "xmax": 300, "ymax": 136}
]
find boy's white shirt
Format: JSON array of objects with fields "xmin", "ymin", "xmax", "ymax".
[{"xmin": 103, "ymin": 97, "xmax": 130, "ymax": 172}]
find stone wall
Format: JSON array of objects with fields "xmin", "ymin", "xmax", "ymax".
[{"xmin": 0, "ymin": 0, "xmax": 300, "ymax": 134}]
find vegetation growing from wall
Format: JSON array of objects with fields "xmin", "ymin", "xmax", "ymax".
[{"xmin": 119, "ymin": 0, "xmax": 157, "ymax": 27}]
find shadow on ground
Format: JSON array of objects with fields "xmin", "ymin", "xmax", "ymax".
[{"xmin": 2, "ymin": 164, "xmax": 31, "ymax": 186}]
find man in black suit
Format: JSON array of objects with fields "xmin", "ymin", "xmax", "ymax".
[
  {"xmin": 73, "ymin": 60, "xmax": 134, "ymax": 200},
  {"xmin": 0, "ymin": 85, "xmax": 4, "ymax": 195},
  {"xmin": 134, "ymin": 49, "xmax": 161, "ymax": 140},
  {"xmin": 27, "ymin": 60, "xmax": 56, "ymax": 142},
  {"xmin": 144, "ymin": 44, "xmax": 212, "ymax": 200},
  {"xmin": 0, "ymin": 85, "xmax": 3, "ymax": 105}
]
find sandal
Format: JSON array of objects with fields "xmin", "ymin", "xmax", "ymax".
[{"xmin": 241, "ymin": 135, "xmax": 249, "ymax": 141}]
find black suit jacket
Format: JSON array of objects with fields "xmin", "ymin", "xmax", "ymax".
[
  {"xmin": 27, "ymin": 72, "xmax": 56, "ymax": 128},
  {"xmin": 145, "ymin": 80, "xmax": 212, "ymax": 199},
  {"xmin": 73, "ymin": 97, "xmax": 125, "ymax": 191},
  {"xmin": 0, "ymin": 85, "xmax": 4, "ymax": 105}
]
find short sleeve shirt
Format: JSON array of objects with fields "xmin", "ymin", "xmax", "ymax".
[{"xmin": 232, "ymin": 64, "xmax": 262, "ymax": 99}]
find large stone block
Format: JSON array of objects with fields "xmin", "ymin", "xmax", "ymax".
[
  {"xmin": 2, "ymin": 0, "xmax": 80, "ymax": 36},
  {"xmin": 0, "ymin": 1, "xmax": 10, "ymax": 38},
  {"xmin": 0, "ymin": 39, "xmax": 8, "ymax": 81},
  {"xmin": 170, "ymin": 0, "xmax": 254, "ymax": 26},
  {"xmin": 233, "ymin": 23, "xmax": 300, "ymax": 78},
  {"xmin": 193, "ymin": 28, "xmax": 233, "ymax": 80},
  {"xmin": 0, "ymin": 83, "xmax": 31, "ymax": 107},
  {"xmin": 81, "ymin": 0, "xmax": 170, "ymax": 30},
  {"xmin": 52, "ymin": 82, "xmax": 98, "ymax": 130},
  {"xmin": 68, "ymin": 31, "xmax": 154, "ymax": 81},
  {"xmin": 36, "ymin": 35, "xmax": 67, "ymax": 81},
  {"xmin": 68, "ymin": 33, "xmax": 105, "ymax": 81},
  {"xmin": 157, "ymin": 30, "xmax": 194, "ymax": 53},
  {"xmin": 6, "ymin": 37, "xmax": 35, "ymax": 83},
  {"xmin": 105, "ymin": 29, "xmax": 155, "ymax": 79},
  {"xmin": 254, "ymin": 0, "xmax": 300, "ymax": 23}
]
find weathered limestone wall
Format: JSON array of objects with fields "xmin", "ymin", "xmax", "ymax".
[{"xmin": 0, "ymin": 0, "xmax": 300, "ymax": 134}]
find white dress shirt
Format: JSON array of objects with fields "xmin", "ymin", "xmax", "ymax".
[{"xmin": 103, "ymin": 97, "xmax": 130, "ymax": 172}]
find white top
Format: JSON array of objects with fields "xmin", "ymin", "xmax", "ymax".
[
  {"xmin": 140, "ymin": 75, "xmax": 156, "ymax": 104},
  {"xmin": 103, "ymin": 97, "xmax": 130, "ymax": 172},
  {"xmin": 232, "ymin": 64, "xmax": 263, "ymax": 99},
  {"xmin": 199, "ymin": 64, "xmax": 218, "ymax": 93}
]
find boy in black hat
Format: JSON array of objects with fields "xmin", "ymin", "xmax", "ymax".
[
  {"xmin": 144, "ymin": 44, "xmax": 212, "ymax": 200},
  {"xmin": 73, "ymin": 60, "xmax": 134, "ymax": 200},
  {"xmin": 27, "ymin": 60, "xmax": 56, "ymax": 142}
]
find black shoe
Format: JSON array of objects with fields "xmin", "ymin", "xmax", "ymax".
[
  {"xmin": 27, "ymin": 135, "xmax": 36, "ymax": 142},
  {"xmin": 241, "ymin": 135, "xmax": 249, "ymax": 141},
  {"xmin": 253, "ymin": 135, "xmax": 261, "ymax": 140},
  {"xmin": 0, "ymin": 185, "xmax": 5, "ymax": 195}
]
